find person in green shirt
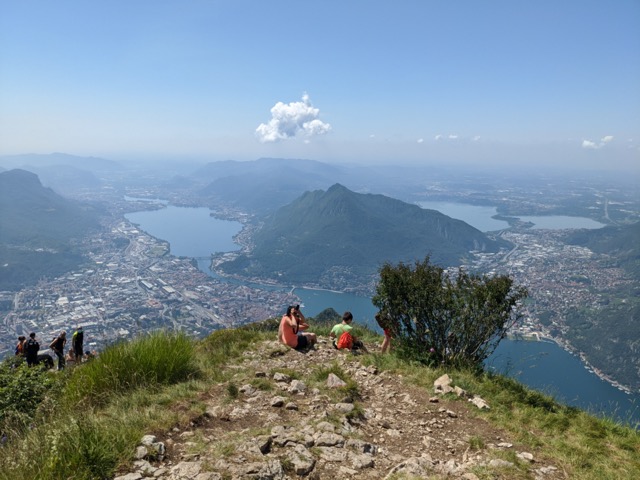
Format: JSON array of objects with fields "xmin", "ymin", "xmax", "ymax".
[{"xmin": 329, "ymin": 311, "xmax": 367, "ymax": 352}]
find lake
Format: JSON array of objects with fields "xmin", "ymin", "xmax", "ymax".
[
  {"xmin": 124, "ymin": 200, "xmax": 638, "ymax": 426},
  {"xmin": 125, "ymin": 206, "xmax": 243, "ymax": 257},
  {"xmin": 417, "ymin": 201, "xmax": 606, "ymax": 232}
]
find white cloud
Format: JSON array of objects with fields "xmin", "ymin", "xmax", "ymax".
[
  {"xmin": 472, "ymin": 135, "xmax": 481, "ymax": 141},
  {"xmin": 434, "ymin": 134, "xmax": 443, "ymax": 141},
  {"xmin": 582, "ymin": 135, "xmax": 614, "ymax": 149},
  {"xmin": 256, "ymin": 93, "xmax": 332, "ymax": 143},
  {"xmin": 417, "ymin": 138, "xmax": 424, "ymax": 144},
  {"xmin": 448, "ymin": 134, "xmax": 458, "ymax": 140}
]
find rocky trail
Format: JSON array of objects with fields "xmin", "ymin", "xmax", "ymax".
[{"xmin": 114, "ymin": 338, "xmax": 562, "ymax": 480}]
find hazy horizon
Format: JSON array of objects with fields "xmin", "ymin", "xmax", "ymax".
[{"xmin": 1, "ymin": 1, "xmax": 638, "ymax": 172}]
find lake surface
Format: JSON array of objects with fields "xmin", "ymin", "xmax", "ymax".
[
  {"xmin": 294, "ymin": 288, "xmax": 639, "ymax": 426},
  {"xmin": 418, "ymin": 201, "xmax": 509, "ymax": 232},
  {"xmin": 516, "ymin": 215, "xmax": 606, "ymax": 230},
  {"xmin": 125, "ymin": 206, "xmax": 242, "ymax": 257},
  {"xmin": 125, "ymin": 201, "xmax": 638, "ymax": 426},
  {"xmin": 417, "ymin": 201, "xmax": 606, "ymax": 232}
]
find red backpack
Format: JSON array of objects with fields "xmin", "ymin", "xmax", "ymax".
[{"xmin": 336, "ymin": 329, "xmax": 354, "ymax": 350}]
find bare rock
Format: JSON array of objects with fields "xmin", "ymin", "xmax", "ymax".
[
  {"xmin": 517, "ymin": 451, "xmax": 535, "ymax": 463},
  {"xmin": 385, "ymin": 455, "xmax": 435, "ymax": 479},
  {"xmin": 273, "ymin": 372, "xmax": 291, "ymax": 383},
  {"xmin": 285, "ymin": 444, "xmax": 316, "ymax": 476},
  {"xmin": 327, "ymin": 373, "xmax": 347, "ymax": 388},
  {"xmin": 314, "ymin": 431, "xmax": 345, "ymax": 447},
  {"xmin": 469, "ymin": 395, "xmax": 490, "ymax": 410},
  {"xmin": 434, "ymin": 374, "xmax": 455, "ymax": 394},
  {"xmin": 114, "ymin": 474, "xmax": 142, "ymax": 480},
  {"xmin": 350, "ymin": 452, "xmax": 375, "ymax": 469}
]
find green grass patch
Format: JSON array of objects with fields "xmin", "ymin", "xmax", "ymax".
[{"xmin": 62, "ymin": 330, "xmax": 198, "ymax": 407}]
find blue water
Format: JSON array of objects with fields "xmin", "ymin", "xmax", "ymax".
[
  {"xmin": 517, "ymin": 215, "xmax": 606, "ymax": 230},
  {"xmin": 295, "ymin": 288, "xmax": 639, "ymax": 426},
  {"xmin": 125, "ymin": 206, "xmax": 242, "ymax": 257},
  {"xmin": 126, "ymin": 202, "xmax": 639, "ymax": 426},
  {"xmin": 417, "ymin": 201, "xmax": 606, "ymax": 232},
  {"xmin": 418, "ymin": 201, "xmax": 508, "ymax": 232}
]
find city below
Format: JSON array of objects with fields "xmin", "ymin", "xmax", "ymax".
[{"xmin": 0, "ymin": 206, "xmax": 634, "ymax": 395}]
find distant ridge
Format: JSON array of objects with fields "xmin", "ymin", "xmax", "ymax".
[
  {"xmin": 0, "ymin": 169, "xmax": 103, "ymax": 290},
  {"xmin": 0, "ymin": 152, "xmax": 122, "ymax": 172},
  {"xmin": 192, "ymin": 158, "xmax": 345, "ymax": 213},
  {"xmin": 219, "ymin": 183, "xmax": 509, "ymax": 289}
]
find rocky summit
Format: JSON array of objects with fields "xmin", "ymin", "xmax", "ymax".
[{"xmin": 114, "ymin": 338, "xmax": 560, "ymax": 480}]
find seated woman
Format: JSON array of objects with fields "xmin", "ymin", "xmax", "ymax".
[
  {"xmin": 278, "ymin": 305, "xmax": 317, "ymax": 351},
  {"xmin": 66, "ymin": 348, "xmax": 76, "ymax": 364}
]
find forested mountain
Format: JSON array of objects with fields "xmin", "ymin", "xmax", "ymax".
[
  {"xmin": 219, "ymin": 183, "xmax": 509, "ymax": 290},
  {"xmin": 0, "ymin": 169, "xmax": 104, "ymax": 290},
  {"xmin": 564, "ymin": 221, "xmax": 640, "ymax": 388}
]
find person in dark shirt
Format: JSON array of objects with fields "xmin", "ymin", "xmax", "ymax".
[
  {"xmin": 25, "ymin": 332, "xmax": 40, "ymax": 367},
  {"xmin": 49, "ymin": 331, "xmax": 67, "ymax": 370},
  {"xmin": 72, "ymin": 327, "xmax": 84, "ymax": 363}
]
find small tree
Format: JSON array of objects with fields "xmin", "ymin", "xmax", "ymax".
[{"xmin": 372, "ymin": 256, "xmax": 528, "ymax": 368}]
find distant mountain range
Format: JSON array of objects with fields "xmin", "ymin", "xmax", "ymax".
[
  {"xmin": 0, "ymin": 153, "xmax": 124, "ymax": 196},
  {"xmin": 0, "ymin": 152, "xmax": 122, "ymax": 172},
  {"xmin": 0, "ymin": 169, "xmax": 104, "ymax": 290},
  {"xmin": 219, "ymin": 183, "xmax": 509, "ymax": 289},
  {"xmin": 168, "ymin": 157, "xmax": 460, "ymax": 215},
  {"xmin": 179, "ymin": 158, "xmax": 347, "ymax": 214}
]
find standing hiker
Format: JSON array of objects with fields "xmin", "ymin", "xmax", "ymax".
[{"xmin": 49, "ymin": 331, "xmax": 67, "ymax": 370}]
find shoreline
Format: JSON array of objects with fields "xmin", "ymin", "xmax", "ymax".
[{"xmin": 507, "ymin": 331, "xmax": 636, "ymax": 395}]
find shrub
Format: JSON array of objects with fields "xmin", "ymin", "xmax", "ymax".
[
  {"xmin": 0, "ymin": 359, "xmax": 56, "ymax": 435},
  {"xmin": 373, "ymin": 256, "xmax": 528, "ymax": 369}
]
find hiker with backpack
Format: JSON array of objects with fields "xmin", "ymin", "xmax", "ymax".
[
  {"xmin": 14, "ymin": 336, "xmax": 26, "ymax": 357},
  {"xmin": 330, "ymin": 311, "xmax": 368, "ymax": 353},
  {"xmin": 25, "ymin": 332, "xmax": 40, "ymax": 367}
]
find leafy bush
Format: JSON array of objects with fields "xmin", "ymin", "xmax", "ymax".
[
  {"xmin": 373, "ymin": 256, "xmax": 528, "ymax": 368},
  {"xmin": 0, "ymin": 359, "xmax": 56, "ymax": 435}
]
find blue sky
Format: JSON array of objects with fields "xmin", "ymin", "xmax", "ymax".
[{"xmin": 1, "ymin": 0, "xmax": 638, "ymax": 171}]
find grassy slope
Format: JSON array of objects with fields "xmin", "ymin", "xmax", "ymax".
[{"xmin": 0, "ymin": 324, "xmax": 638, "ymax": 480}]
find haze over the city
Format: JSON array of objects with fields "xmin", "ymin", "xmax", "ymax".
[{"xmin": 1, "ymin": 0, "xmax": 639, "ymax": 172}]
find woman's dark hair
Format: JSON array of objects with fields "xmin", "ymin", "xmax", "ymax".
[{"xmin": 342, "ymin": 311, "xmax": 353, "ymax": 322}]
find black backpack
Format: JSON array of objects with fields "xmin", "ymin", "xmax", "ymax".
[{"xmin": 26, "ymin": 338, "xmax": 39, "ymax": 355}]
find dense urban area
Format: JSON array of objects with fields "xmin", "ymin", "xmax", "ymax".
[
  {"xmin": 0, "ymin": 166, "xmax": 638, "ymax": 395},
  {"xmin": 0, "ymin": 215, "xmax": 297, "ymax": 359}
]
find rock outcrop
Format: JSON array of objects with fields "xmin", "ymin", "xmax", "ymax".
[{"xmin": 114, "ymin": 339, "xmax": 560, "ymax": 479}]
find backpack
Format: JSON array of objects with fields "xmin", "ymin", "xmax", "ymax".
[
  {"xmin": 26, "ymin": 338, "xmax": 40, "ymax": 355},
  {"xmin": 337, "ymin": 330, "xmax": 354, "ymax": 350}
]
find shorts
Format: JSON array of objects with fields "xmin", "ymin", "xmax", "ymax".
[
  {"xmin": 295, "ymin": 334, "xmax": 309, "ymax": 351},
  {"xmin": 384, "ymin": 328, "xmax": 392, "ymax": 338}
]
